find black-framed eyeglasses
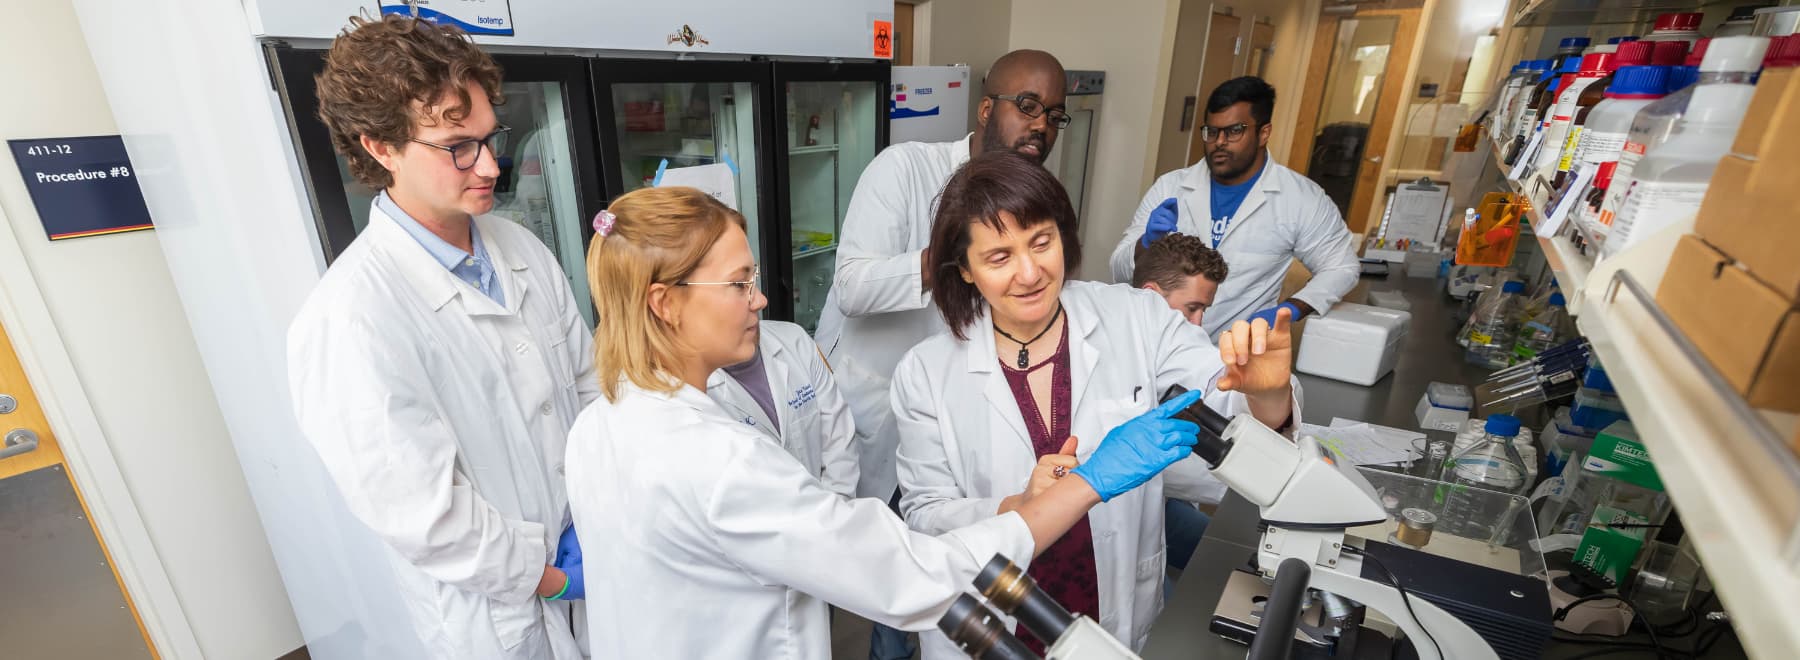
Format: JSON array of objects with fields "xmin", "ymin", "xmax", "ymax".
[
  {"xmin": 676, "ymin": 264, "xmax": 761, "ymax": 303},
  {"xmin": 1201, "ymin": 122, "xmax": 1256, "ymax": 144},
  {"xmin": 987, "ymin": 95, "xmax": 1073, "ymax": 129},
  {"xmin": 410, "ymin": 125, "xmax": 512, "ymax": 170}
]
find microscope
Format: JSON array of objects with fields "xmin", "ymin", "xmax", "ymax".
[{"xmin": 938, "ymin": 386, "xmax": 1551, "ymax": 659}]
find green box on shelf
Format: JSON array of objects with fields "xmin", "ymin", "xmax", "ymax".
[{"xmin": 1572, "ymin": 421, "xmax": 1669, "ymax": 586}]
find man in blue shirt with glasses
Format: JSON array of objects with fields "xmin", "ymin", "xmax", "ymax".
[{"xmin": 1109, "ymin": 77, "xmax": 1359, "ymax": 339}]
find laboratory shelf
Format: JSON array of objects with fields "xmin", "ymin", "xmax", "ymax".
[
  {"xmin": 791, "ymin": 243, "xmax": 837, "ymax": 260},
  {"xmin": 1577, "ymin": 259, "xmax": 1800, "ymax": 660},
  {"xmin": 1485, "ymin": 139, "xmax": 1800, "ymax": 660},
  {"xmin": 1510, "ymin": 0, "xmax": 1741, "ymax": 28},
  {"xmin": 787, "ymin": 144, "xmax": 840, "ymax": 155}
]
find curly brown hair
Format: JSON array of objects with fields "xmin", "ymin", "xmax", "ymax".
[
  {"xmin": 315, "ymin": 14, "xmax": 505, "ymax": 190},
  {"xmin": 1131, "ymin": 233, "xmax": 1229, "ymax": 290}
]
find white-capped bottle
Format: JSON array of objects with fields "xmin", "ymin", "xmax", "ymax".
[{"xmin": 1604, "ymin": 36, "xmax": 1769, "ymax": 259}]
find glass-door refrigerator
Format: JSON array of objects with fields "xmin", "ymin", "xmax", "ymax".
[
  {"xmin": 268, "ymin": 48, "xmax": 606, "ymax": 325},
  {"xmin": 589, "ymin": 60, "xmax": 781, "ymax": 314},
  {"xmin": 773, "ymin": 62, "xmax": 889, "ymax": 333}
]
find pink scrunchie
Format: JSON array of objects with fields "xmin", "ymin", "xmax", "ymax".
[{"xmin": 593, "ymin": 209, "xmax": 617, "ymax": 237}]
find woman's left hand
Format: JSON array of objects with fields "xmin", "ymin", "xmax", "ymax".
[{"xmin": 1215, "ymin": 306, "xmax": 1295, "ymax": 398}]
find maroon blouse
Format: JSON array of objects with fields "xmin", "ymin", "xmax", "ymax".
[{"xmin": 999, "ymin": 324, "xmax": 1100, "ymax": 652}]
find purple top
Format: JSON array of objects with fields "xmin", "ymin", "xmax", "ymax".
[
  {"xmin": 999, "ymin": 324, "xmax": 1099, "ymax": 652},
  {"xmin": 722, "ymin": 346, "xmax": 780, "ymax": 432}
]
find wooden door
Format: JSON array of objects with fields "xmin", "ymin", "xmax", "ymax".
[{"xmin": 1287, "ymin": 7, "xmax": 1422, "ymax": 234}]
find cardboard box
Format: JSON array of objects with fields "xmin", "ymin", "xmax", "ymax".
[
  {"xmin": 1657, "ymin": 236, "xmax": 1800, "ymax": 412},
  {"xmin": 1694, "ymin": 155, "xmax": 1800, "ymax": 300},
  {"xmin": 1746, "ymin": 73, "xmax": 1800, "ymax": 197},
  {"xmin": 1732, "ymin": 67, "xmax": 1799, "ymax": 161}
]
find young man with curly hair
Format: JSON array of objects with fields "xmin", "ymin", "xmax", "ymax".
[
  {"xmin": 285, "ymin": 15, "xmax": 593, "ymax": 659},
  {"xmin": 1131, "ymin": 232, "xmax": 1230, "ymax": 328}
]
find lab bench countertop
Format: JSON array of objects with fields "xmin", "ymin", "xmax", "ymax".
[{"xmin": 1140, "ymin": 271, "xmax": 1744, "ymax": 659}]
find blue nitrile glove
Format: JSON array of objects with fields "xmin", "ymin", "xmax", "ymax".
[
  {"xmin": 1140, "ymin": 197, "xmax": 1180, "ymax": 248},
  {"xmin": 1248, "ymin": 302, "xmax": 1303, "ymax": 327},
  {"xmin": 1072, "ymin": 389, "xmax": 1204, "ymax": 502},
  {"xmin": 551, "ymin": 524, "xmax": 585, "ymax": 600}
]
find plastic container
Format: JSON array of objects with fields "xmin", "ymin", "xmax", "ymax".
[
  {"xmin": 1440, "ymin": 415, "xmax": 1534, "ymax": 539},
  {"xmin": 1604, "ymin": 36, "xmax": 1770, "ymax": 259},
  {"xmin": 1590, "ymin": 38, "xmax": 1753, "ymax": 243},
  {"xmin": 1295, "ymin": 303, "xmax": 1411, "ymax": 385},
  {"xmin": 1367, "ymin": 288, "xmax": 1411, "ymax": 311},
  {"xmin": 1714, "ymin": 5, "xmax": 1770, "ymax": 38},
  {"xmin": 1492, "ymin": 61, "xmax": 1526, "ymax": 142},
  {"xmin": 1571, "ymin": 386, "xmax": 1629, "ymax": 429},
  {"xmin": 1509, "ymin": 51, "xmax": 1584, "ymax": 164},
  {"xmin": 1640, "ymin": 12, "xmax": 1704, "ymax": 46},
  {"xmin": 1551, "ymin": 44, "xmax": 1657, "ymax": 188},
  {"xmin": 1535, "ymin": 51, "xmax": 1618, "ymax": 175},
  {"xmin": 1464, "ymin": 280, "xmax": 1527, "ymax": 368},
  {"xmin": 1633, "ymin": 541, "xmax": 1704, "ymax": 625},
  {"xmin": 1415, "ymin": 382, "xmax": 1474, "ymax": 432},
  {"xmin": 1571, "ymin": 66, "xmax": 1671, "ymax": 235},
  {"xmin": 1541, "ymin": 406, "xmax": 1603, "ymax": 477},
  {"xmin": 1514, "ymin": 293, "xmax": 1574, "ymax": 361},
  {"xmin": 1495, "ymin": 60, "xmax": 1545, "ymax": 141}
]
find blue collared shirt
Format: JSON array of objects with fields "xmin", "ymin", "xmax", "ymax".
[{"xmin": 377, "ymin": 192, "xmax": 505, "ymax": 306}]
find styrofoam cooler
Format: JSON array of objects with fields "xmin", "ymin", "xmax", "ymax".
[{"xmin": 1296, "ymin": 303, "xmax": 1412, "ymax": 386}]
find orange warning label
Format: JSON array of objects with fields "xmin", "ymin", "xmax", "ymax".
[{"xmin": 873, "ymin": 20, "xmax": 893, "ymax": 58}]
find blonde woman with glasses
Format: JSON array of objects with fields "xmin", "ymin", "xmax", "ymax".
[{"xmin": 565, "ymin": 186, "xmax": 1207, "ymax": 658}]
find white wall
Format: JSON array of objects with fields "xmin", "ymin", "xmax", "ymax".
[
  {"xmin": 0, "ymin": 1, "xmax": 301, "ymax": 658},
  {"xmin": 914, "ymin": 0, "xmax": 1015, "ymax": 131},
  {"xmin": 1151, "ymin": 0, "xmax": 1214, "ymax": 176},
  {"xmin": 1009, "ymin": 0, "xmax": 1182, "ymax": 282}
]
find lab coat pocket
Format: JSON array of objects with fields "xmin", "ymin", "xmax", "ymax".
[
  {"xmin": 1088, "ymin": 398, "xmax": 1150, "ymax": 461},
  {"xmin": 488, "ymin": 595, "xmax": 540, "ymax": 652},
  {"xmin": 1130, "ymin": 549, "xmax": 1167, "ymax": 643},
  {"xmin": 786, "ymin": 404, "xmax": 826, "ymax": 476}
]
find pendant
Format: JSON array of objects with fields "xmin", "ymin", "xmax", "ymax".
[{"xmin": 1017, "ymin": 347, "xmax": 1030, "ymax": 369}]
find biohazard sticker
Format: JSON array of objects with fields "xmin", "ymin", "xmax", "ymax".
[{"xmin": 872, "ymin": 20, "xmax": 893, "ymax": 58}]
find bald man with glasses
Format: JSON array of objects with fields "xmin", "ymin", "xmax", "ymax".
[
  {"xmin": 1110, "ymin": 76, "xmax": 1359, "ymax": 339},
  {"xmin": 811, "ymin": 48, "xmax": 1070, "ymax": 660}
]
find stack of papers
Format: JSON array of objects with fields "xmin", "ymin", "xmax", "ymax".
[{"xmin": 1298, "ymin": 418, "xmax": 1427, "ymax": 467}]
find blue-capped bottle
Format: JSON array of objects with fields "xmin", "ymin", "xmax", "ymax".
[{"xmin": 1438, "ymin": 415, "xmax": 1532, "ymax": 540}]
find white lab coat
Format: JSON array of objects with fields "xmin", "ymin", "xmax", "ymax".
[
  {"xmin": 1109, "ymin": 157, "xmax": 1361, "ymax": 337},
  {"xmin": 893, "ymin": 280, "xmax": 1302, "ymax": 658},
  {"xmin": 566, "ymin": 380, "xmax": 1036, "ymax": 660},
  {"xmin": 288, "ymin": 203, "xmax": 596, "ymax": 660},
  {"xmin": 814, "ymin": 134, "xmax": 971, "ymax": 500},
  {"xmin": 706, "ymin": 320, "xmax": 859, "ymax": 497}
]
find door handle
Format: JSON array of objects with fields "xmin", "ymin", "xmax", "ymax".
[
  {"xmin": 2, "ymin": 428, "xmax": 40, "ymax": 459},
  {"xmin": 1367, "ymin": 155, "xmax": 1383, "ymax": 163}
]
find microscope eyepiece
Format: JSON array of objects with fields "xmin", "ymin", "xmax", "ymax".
[{"xmin": 1159, "ymin": 385, "xmax": 1234, "ymax": 466}]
